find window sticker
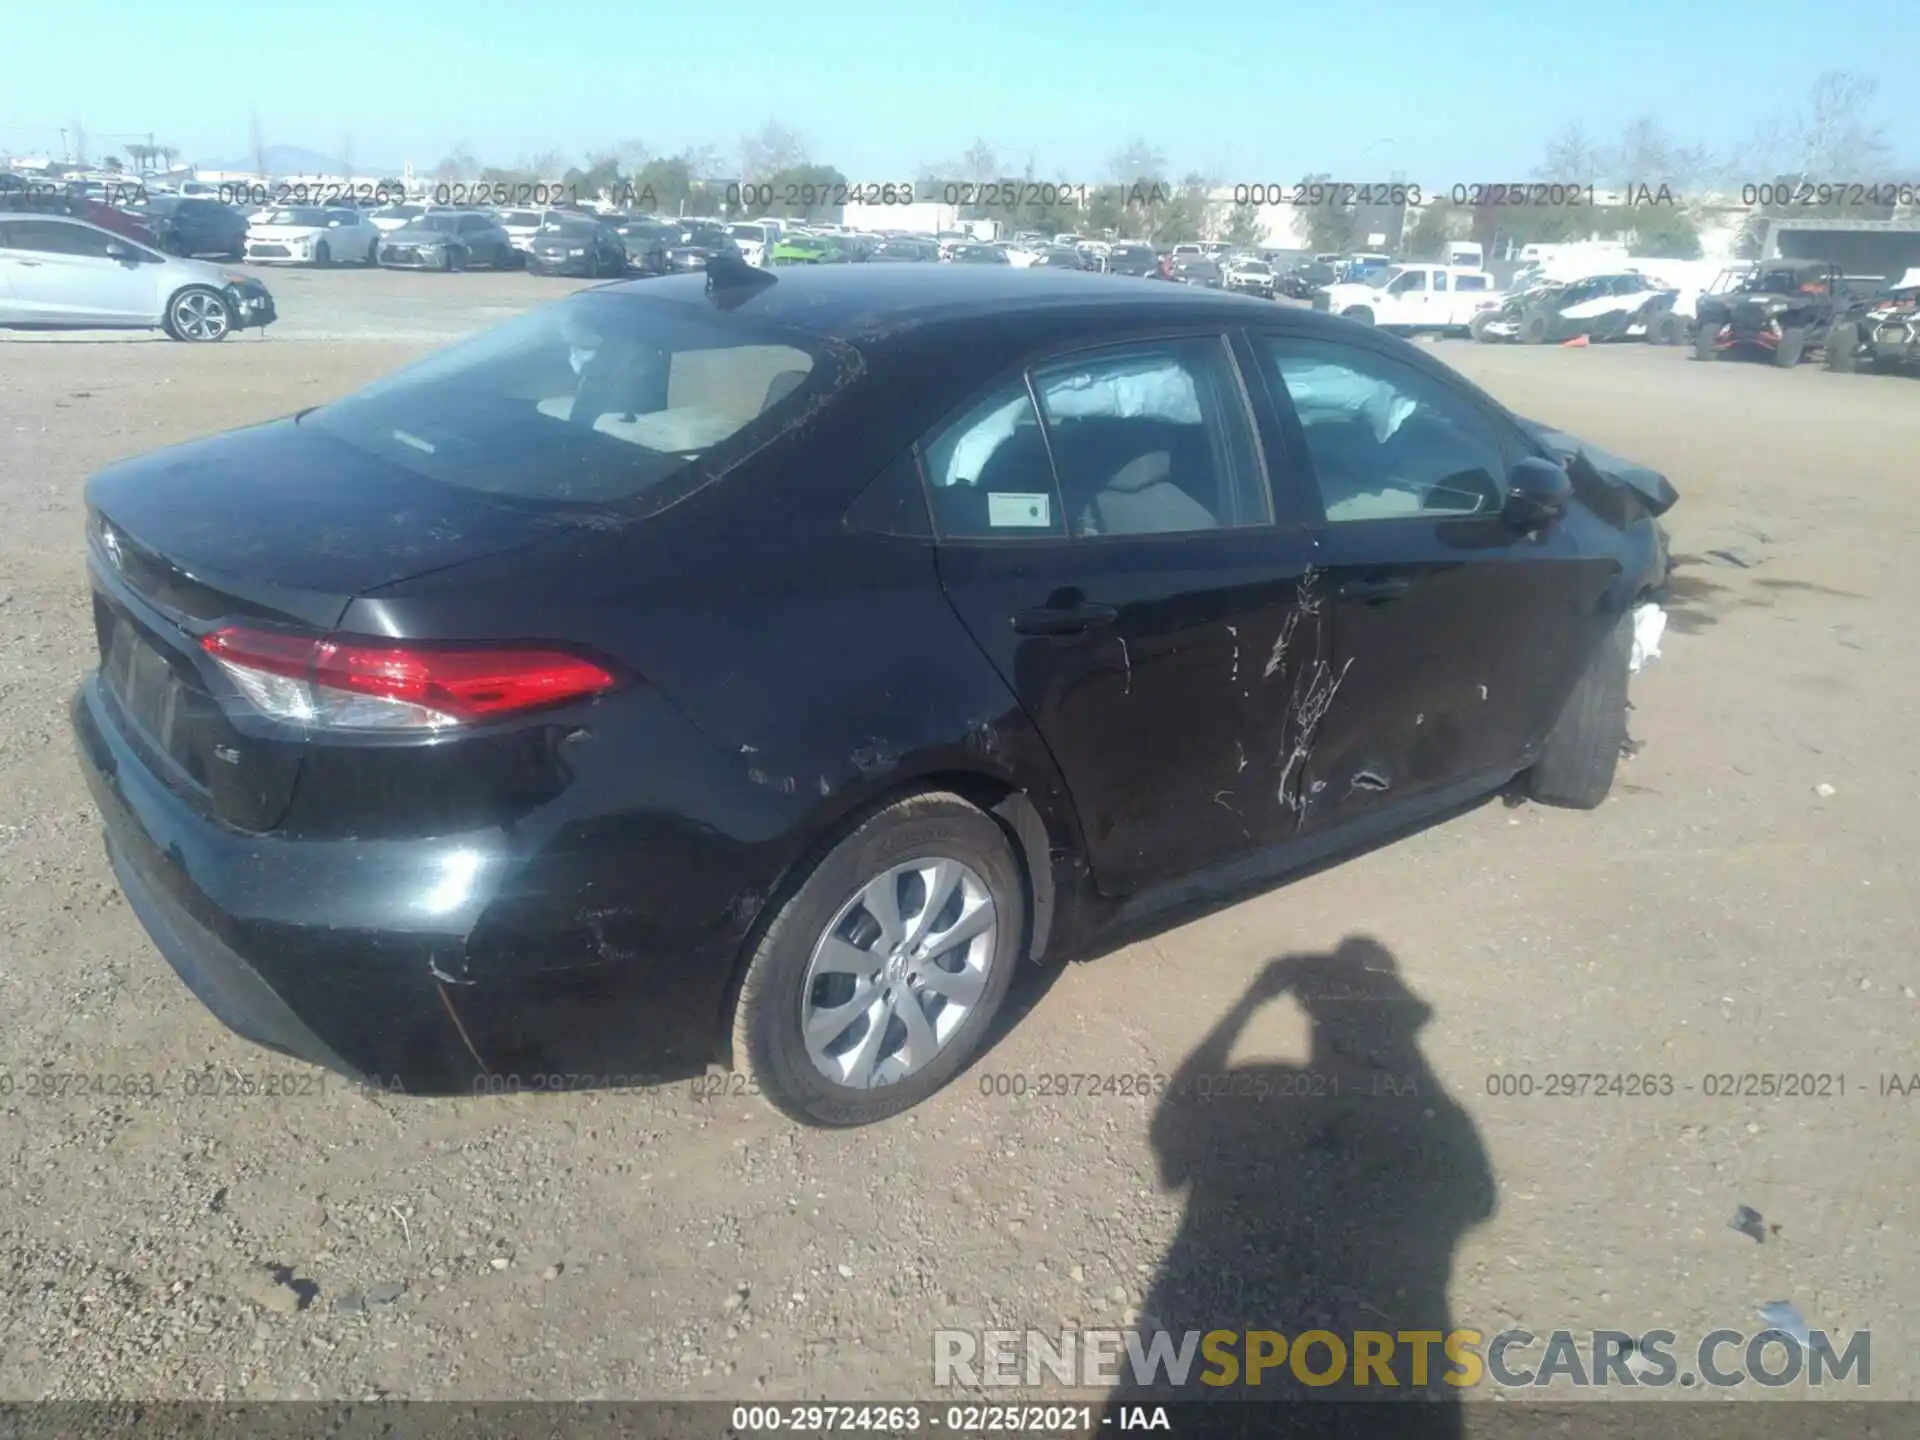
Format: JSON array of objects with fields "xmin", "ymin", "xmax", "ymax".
[{"xmin": 987, "ymin": 492, "xmax": 1053, "ymax": 528}]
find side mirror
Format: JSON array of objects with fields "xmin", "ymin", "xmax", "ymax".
[
  {"xmin": 1502, "ymin": 457, "xmax": 1573, "ymax": 530},
  {"xmin": 104, "ymin": 241, "xmax": 132, "ymax": 261}
]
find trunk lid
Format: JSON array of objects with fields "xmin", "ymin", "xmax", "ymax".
[{"xmin": 84, "ymin": 417, "xmax": 561, "ymax": 832}]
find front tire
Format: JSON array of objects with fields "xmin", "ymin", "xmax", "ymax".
[
  {"xmin": 1469, "ymin": 312, "xmax": 1498, "ymax": 343},
  {"xmin": 162, "ymin": 286, "xmax": 233, "ymax": 342},
  {"xmin": 1518, "ymin": 309, "xmax": 1551, "ymax": 344},
  {"xmin": 313, "ymin": 240, "xmax": 331, "ymax": 268},
  {"xmin": 1528, "ymin": 609, "xmax": 1632, "ymax": 809},
  {"xmin": 1693, "ymin": 326, "xmax": 1720, "ymax": 361},
  {"xmin": 730, "ymin": 790, "xmax": 1026, "ymax": 1126},
  {"xmin": 1774, "ymin": 325, "xmax": 1806, "ymax": 367},
  {"xmin": 1646, "ymin": 312, "xmax": 1683, "ymax": 346}
]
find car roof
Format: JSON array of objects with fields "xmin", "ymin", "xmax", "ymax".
[{"xmin": 595, "ymin": 265, "xmax": 1351, "ymax": 343}]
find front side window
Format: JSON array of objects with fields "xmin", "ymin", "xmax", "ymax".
[
  {"xmin": 1032, "ymin": 339, "xmax": 1268, "ymax": 537},
  {"xmin": 1257, "ymin": 337, "xmax": 1506, "ymax": 523},
  {"xmin": 1389, "ymin": 269, "xmax": 1427, "ymax": 293},
  {"xmin": 302, "ymin": 291, "xmax": 837, "ymax": 511}
]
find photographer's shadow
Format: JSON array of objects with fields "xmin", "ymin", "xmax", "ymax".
[{"xmin": 1112, "ymin": 937, "xmax": 1495, "ymax": 1436}]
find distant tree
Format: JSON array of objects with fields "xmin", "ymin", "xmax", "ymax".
[
  {"xmin": 1743, "ymin": 70, "xmax": 1893, "ymax": 183},
  {"xmin": 1400, "ymin": 200, "xmax": 1461, "ymax": 259},
  {"xmin": 739, "ymin": 122, "xmax": 808, "ymax": 183},
  {"xmin": 961, "ymin": 139, "xmax": 998, "ymax": 184},
  {"xmin": 758, "ymin": 163, "xmax": 850, "ymax": 220},
  {"xmin": 1297, "ymin": 172, "xmax": 1359, "ymax": 253},
  {"xmin": 1535, "ymin": 123, "xmax": 1606, "ymax": 184},
  {"xmin": 1221, "ymin": 203, "xmax": 1263, "ymax": 248},
  {"xmin": 248, "ymin": 110, "xmax": 268, "ymax": 177},
  {"xmin": 125, "ymin": 142, "xmax": 155, "ymax": 174},
  {"xmin": 1108, "ymin": 140, "xmax": 1166, "ymax": 185},
  {"xmin": 1625, "ymin": 207, "xmax": 1702, "ymax": 259},
  {"xmin": 101, "ymin": 154, "xmax": 124, "ymax": 174},
  {"xmin": 631, "ymin": 153, "xmax": 701, "ymax": 215},
  {"xmin": 157, "ymin": 145, "xmax": 178, "ymax": 171}
]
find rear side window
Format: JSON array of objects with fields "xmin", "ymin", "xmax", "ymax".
[
  {"xmin": 919, "ymin": 381, "xmax": 1066, "ymax": 540},
  {"xmin": 304, "ymin": 291, "xmax": 837, "ymax": 511},
  {"xmin": 1456, "ymin": 274, "xmax": 1488, "ymax": 291}
]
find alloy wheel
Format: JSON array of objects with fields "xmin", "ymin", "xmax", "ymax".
[{"xmin": 172, "ymin": 291, "xmax": 230, "ymax": 341}]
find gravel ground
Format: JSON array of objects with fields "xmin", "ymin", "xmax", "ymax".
[{"xmin": 1, "ymin": 273, "xmax": 1916, "ymax": 1411}]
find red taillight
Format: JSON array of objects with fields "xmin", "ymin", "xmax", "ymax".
[{"xmin": 200, "ymin": 626, "xmax": 617, "ymax": 731}]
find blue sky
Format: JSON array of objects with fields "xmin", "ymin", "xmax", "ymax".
[{"xmin": 6, "ymin": 0, "xmax": 1916, "ymax": 182}]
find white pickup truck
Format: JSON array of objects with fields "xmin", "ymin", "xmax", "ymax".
[{"xmin": 1316, "ymin": 263, "xmax": 1504, "ymax": 333}]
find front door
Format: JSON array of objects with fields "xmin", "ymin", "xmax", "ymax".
[
  {"xmin": 1244, "ymin": 330, "xmax": 1615, "ymax": 831},
  {"xmin": 0, "ymin": 218, "xmax": 159, "ymax": 324},
  {"xmin": 925, "ymin": 334, "xmax": 1326, "ymax": 893}
]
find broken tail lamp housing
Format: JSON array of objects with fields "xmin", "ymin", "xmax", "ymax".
[{"xmin": 201, "ymin": 626, "xmax": 618, "ymax": 731}]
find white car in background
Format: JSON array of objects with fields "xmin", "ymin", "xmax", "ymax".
[
  {"xmin": 496, "ymin": 207, "xmax": 559, "ymax": 253},
  {"xmin": 726, "ymin": 222, "xmax": 773, "ymax": 267},
  {"xmin": 244, "ymin": 205, "xmax": 382, "ymax": 266},
  {"xmin": 368, "ymin": 202, "xmax": 431, "ymax": 233}
]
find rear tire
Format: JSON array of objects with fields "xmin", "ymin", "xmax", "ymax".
[
  {"xmin": 730, "ymin": 790, "xmax": 1025, "ymax": 1127},
  {"xmin": 1824, "ymin": 322, "xmax": 1858, "ymax": 371},
  {"xmin": 1774, "ymin": 326, "xmax": 1806, "ymax": 367},
  {"xmin": 1518, "ymin": 309, "xmax": 1551, "ymax": 344},
  {"xmin": 1528, "ymin": 610, "xmax": 1632, "ymax": 810},
  {"xmin": 1469, "ymin": 312, "xmax": 1497, "ymax": 343}
]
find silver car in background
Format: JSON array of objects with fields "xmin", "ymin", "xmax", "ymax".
[{"xmin": 0, "ymin": 214, "xmax": 276, "ymax": 341}]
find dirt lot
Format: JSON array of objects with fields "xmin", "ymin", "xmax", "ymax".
[{"xmin": 1, "ymin": 270, "xmax": 1916, "ymax": 1411}]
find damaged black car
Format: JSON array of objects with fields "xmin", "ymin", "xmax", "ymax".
[{"xmin": 70, "ymin": 265, "xmax": 1674, "ymax": 1127}]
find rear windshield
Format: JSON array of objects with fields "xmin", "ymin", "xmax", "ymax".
[
  {"xmin": 302, "ymin": 291, "xmax": 843, "ymax": 511},
  {"xmin": 499, "ymin": 209, "xmax": 545, "ymax": 227}
]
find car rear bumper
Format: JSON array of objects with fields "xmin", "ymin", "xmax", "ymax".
[{"xmin": 71, "ymin": 674, "xmax": 732, "ymax": 1095}]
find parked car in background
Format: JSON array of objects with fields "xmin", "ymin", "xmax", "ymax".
[
  {"xmin": 1280, "ymin": 259, "xmax": 1336, "ymax": 300},
  {"xmin": 869, "ymin": 238, "xmax": 940, "ymax": 263},
  {"xmin": 1223, "ymin": 257, "xmax": 1276, "ymax": 297},
  {"xmin": 368, "ymin": 202, "xmax": 430, "ymax": 233},
  {"xmin": 727, "ymin": 222, "xmax": 779, "ymax": 267},
  {"xmin": 1171, "ymin": 256, "xmax": 1224, "ymax": 288},
  {"xmin": 526, "ymin": 215, "xmax": 630, "ymax": 277},
  {"xmin": 946, "ymin": 243, "xmax": 1010, "ymax": 265},
  {"xmin": 665, "ymin": 222, "xmax": 743, "ymax": 273},
  {"xmin": 134, "ymin": 196, "xmax": 248, "ymax": 259},
  {"xmin": 770, "ymin": 234, "xmax": 833, "ymax": 265},
  {"xmin": 1026, "ymin": 245, "xmax": 1085, "ymax": 270},
  {"xmin": 1692, "ymin": 258, "xmax": 1859, "ymax": 367},
  {"xmin": 244, "ymin": 206, "xmax": 383, "ymax": 267},
  {"xmin": 496, "ymin": 208, "xmax": 559, "ymax": 254},
  {"xmin": 378, "ymin": 211, "xmax": 518, "ymax": 271},
  {"xmin": 0, "ymin": 214, "xmax": 275, "ymax": 341},
  {"xmin": 67, "ymin": 266, "xmax": 1675, "ymax": 1127},
  {"xmin": 1103, "ymin": 242, "xmax": 1159, "ymax": 278},
  {"xmin": 1316, "ymin": 263, "xmax": 1501, "ymax": 333},
  {"xmin": 1471, "ymin": 272, "xmax": 1679, "ymax": 345},
  {"xmin": 1826, "ymin": 268, "xmax": 1919, "ymax": 374},
  {"xmin": 0, "ymin": 184, "xmax": 159, "ymax": 249},
  {"xmin": 614, "ymin": 219, "xmax": 672, "ymax": 275}
]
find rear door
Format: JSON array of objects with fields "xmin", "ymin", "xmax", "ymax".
[
  {"xmin": 1243, "ymin": 329, "xmax": 1614, "ymax": 830},
  {"xmin": 924, "ymin": 332, "xmax": 1325, "ymax": 893}
]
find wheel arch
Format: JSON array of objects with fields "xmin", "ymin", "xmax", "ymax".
[{"xmin": 709, "ymin": 767, "xmax": 1066, "ymax": 1064}]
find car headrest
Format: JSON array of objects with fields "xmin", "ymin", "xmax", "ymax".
[{"xmin": 1108, "ymin": 451, "xmax": 1172, "ymax": 493}]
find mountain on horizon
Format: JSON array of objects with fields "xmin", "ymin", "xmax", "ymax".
[{"xmin": 202, "ymin": 142, "xmax": 402, "ymax": 176}]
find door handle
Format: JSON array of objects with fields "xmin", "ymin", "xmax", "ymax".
[
  {"xmin": 1336, "ymin": 577, "xmax": 1413, "ymax": 605},
  {"xmin": 1012, "ymin": 601, "xmax": 1119, "ymax": 636}
]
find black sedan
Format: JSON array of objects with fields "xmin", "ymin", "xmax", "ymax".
[
  {"xmin": 526, "ymin": 216, "xmax": 630, "ymax": 277},
  {"xmin": 1172, "ymin": 256, "xmax": 1224, "ymax": 288},
  {"xmin": 664, "ymin": 222, "xmax": 742, "ymax": 273},
  {"xmin": 134, "ymin": 196, "xmax": 248, "ymax": 259},
  {"xmin": 378, "ymin": 211, "xmax": 518, "ymax": 271},
  {"xmin": 71, "ymin": 266, "xmax": 1675, "ymax": 1127},
  {"xmin": 615, "ymin": 220, "xmax": 672, "ymax": 275}
]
